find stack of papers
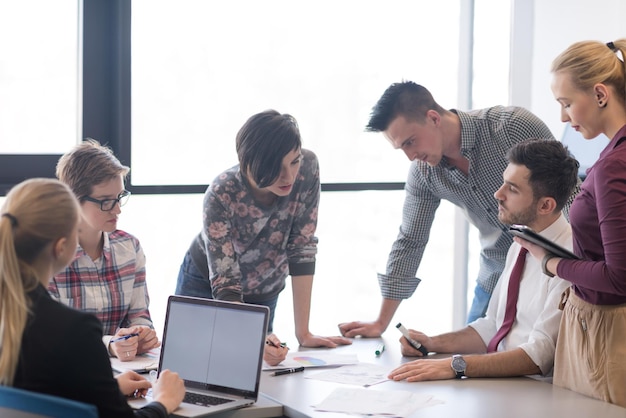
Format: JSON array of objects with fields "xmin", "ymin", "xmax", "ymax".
[
  {"xmin": 111, "ymin": 348, "xmax": 160, "ymax": 374},
  {"xmin": 315, "ymin": 387, "xmax": 443, "ymax": 417},
  {"xmin": 306, "ymin": 363, "xmax": 391, "ymax": 387}
]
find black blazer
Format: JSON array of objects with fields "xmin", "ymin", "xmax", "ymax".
[{"xmin": 13, "ymin": 284, "xmax": 167, "ymax": 418}]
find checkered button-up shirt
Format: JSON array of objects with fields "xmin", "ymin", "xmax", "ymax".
[
  {"xmin": 379, "ymin": 106, "xmax": 569, "ymax": 300},
  {"xmin": 48, "ymin": 230, "xmax": 153, "ymax": 336}
]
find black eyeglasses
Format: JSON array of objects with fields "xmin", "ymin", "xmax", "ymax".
[{"xmin": 82, "ymin": 190, "xmax": 131, "ymax": 211}]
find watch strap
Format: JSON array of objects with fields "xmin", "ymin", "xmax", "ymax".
[{"xmin": 542, "ymin": 254, "xmax": 556, "ymax": 278}]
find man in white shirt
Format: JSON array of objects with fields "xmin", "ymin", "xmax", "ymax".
[{"xmin": 388, "ymin": 138, "xmax": 580, "ymax": 381}]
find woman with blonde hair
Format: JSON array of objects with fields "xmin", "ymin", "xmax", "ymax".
[
  {"xmin": 0, "ymin": 178, "xmax": 184, "ymax": 417},
  {"xmin": 517, "ymin": 39, "xmax": 626, "ymax": 407}
]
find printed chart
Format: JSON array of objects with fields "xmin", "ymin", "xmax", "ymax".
[{"xmin": 263, "ymin": 351, "xmax": 358, "ymax": 370}]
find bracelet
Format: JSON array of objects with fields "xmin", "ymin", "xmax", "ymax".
[{"xmin": 541, "ymin": 254, "xmax": 556, "ymax": 278}]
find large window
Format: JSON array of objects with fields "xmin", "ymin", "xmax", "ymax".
[
  {"xmin": 0, "ymin": 0, "xmax": 519, "ymax": 338},
  {"xmin": 0, "ymin": 1, "xmax": 79, "ymax": 153},
  {"xmin": 130, "ymin": 0, "xmax": 461, "ymax": 185},
  {"xmin": 128, "ymin": 0, "xmax": 467, "ymax": 335}
]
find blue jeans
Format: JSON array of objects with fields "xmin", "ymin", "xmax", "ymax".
[
  {"xmin": 175, "ymin": 251, "xmax": 278, "ymax": 333},
  {"xmin": 466, "ymin": 283, "xmax": 491, "ymax": 323}
]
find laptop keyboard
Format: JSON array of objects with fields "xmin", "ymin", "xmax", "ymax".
[{"xmin": 184, "ymin": 392, "xmax": 234, "ymax": 407}]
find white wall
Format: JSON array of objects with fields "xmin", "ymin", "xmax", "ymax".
[{"xmin": 530, "ymin": 0, "xmax": 626, "ymax": 139}]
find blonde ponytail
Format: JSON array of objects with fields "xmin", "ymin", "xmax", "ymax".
[
  {"xmin": 552, "ymin": 39, "xmax": 626, "ymax": 104},
  {"xmin": 0, "ymin": 179, "xmax": 79, "ymax": 385}
]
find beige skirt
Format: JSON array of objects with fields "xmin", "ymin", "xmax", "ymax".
[{"xmin": 554, "ymin": 287, "xmax": 626, "ymax": 408}]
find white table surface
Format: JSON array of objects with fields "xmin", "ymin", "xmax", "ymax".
[{"xmin": 259, "ymin": 336, "xmax": 626, "ymax": 418}]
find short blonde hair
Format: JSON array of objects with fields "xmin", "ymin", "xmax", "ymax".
[
  {"xmin": 551, "ymin": 39, "xmax": 626, "ymax": 103},
  {"xmin": 56, "ymin": 139, "xmax": 130, "ymax": 199},
  {"xmin": 0, "ymin": 178, "xmax": 79, "ymax": 385}
]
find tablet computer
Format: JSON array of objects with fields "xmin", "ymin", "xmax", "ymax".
[{"xmin": 509, "ymin": 224, "xmax": 579, "ymax": 259}]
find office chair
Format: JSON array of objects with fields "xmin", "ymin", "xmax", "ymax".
[{"xmin": 0, "ymin": 385, "xmax": 98, "ymax": 418}]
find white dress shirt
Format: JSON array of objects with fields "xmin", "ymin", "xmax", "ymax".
[{"xmin": 469, "ymin": 214, "xmax": 572, "ymax": 375}]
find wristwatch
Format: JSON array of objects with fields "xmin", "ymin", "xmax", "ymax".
[
  {"xmin": 542, "ymin": 254, "xmax": 556, "ymax": 278},
  {"xmin": 451, "ymin": 354, "xmax": 467, "ymax": 379}
]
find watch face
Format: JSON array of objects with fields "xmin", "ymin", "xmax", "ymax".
[{"xmin": 452, "ymin": 355, "xmax": 466, "ymax": 372}]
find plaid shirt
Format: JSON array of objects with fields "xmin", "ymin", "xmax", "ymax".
[
  {"xmin": 48, "ymin": 230, "xmax": 153, "ymax": 336},
  {"xmin": 379, "ymin": 106, "xmax": 569, "ymax": 300}
]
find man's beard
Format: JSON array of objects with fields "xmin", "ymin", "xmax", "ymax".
[{"xmin": 498, "ymin": 201, "xmax": 538, "ymax": 226}]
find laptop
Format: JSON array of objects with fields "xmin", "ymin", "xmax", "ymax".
[
  {"xmin": 129, "ymin": 295, "xmax": 269, "ymax": 417},
  {"xmin": 560, "ymin": 122, "xmax": 608, "ymax": 179}
]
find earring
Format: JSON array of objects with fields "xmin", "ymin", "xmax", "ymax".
[{"xmin": 599, "ymin": 100, "xmax": 607, "ymax": 108}]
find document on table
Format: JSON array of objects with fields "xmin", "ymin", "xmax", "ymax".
[
  {"xmin": 262, "ymin": 351, "xmax": 358, "ymax": 370},
  {"xmin": 306, "ymin": 363, "xmax": 391, "ymax": 387},
  {"xmin": 111, "ymin": 348, "xmax": 160, "ymax": 374},
  {"xmin": 314, "ymin": 387, "xmax": 443, "ymax": 417}
]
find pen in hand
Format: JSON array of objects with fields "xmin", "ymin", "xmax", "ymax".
[
  {"xmin": 265, "ymin": 339, "xmax": 288, "ymax": 349},
  {"xmin": 272, "ymin": 367, "xmax": 304, "ymax": 377},
  {"xmin": 111, "ymin": 333, "xmax": 140, "ymax": 343},
  {"xmin": 396, "ymin": 323, "xmax": 429, "ymax": 356}
]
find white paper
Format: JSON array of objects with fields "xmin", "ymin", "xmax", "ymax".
[
  {"xmin": 111, "ymin": 348, "xmax": 160, "ymax": 373},
  {"xmin": 306, "ymin": 363, "xmax": 391, "ymax": 387},
  {"xmin": 263, "ymin": 351, "xmax": 358, "ymax": 370},
  {"xmin": 314, "ymin": 387, "xmax": 443, "ymax": 417}
]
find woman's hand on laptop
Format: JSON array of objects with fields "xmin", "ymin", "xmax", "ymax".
[
  {"xmin": 264, "ymin": 333, "xmax": 288, "ymax": 366},
  {"xmin": 116, "ymin": 370, "xmax": 152, "ymax": 398},
  {"xmin": 152, "ymin": 369, "xmax": 185, "ymax": 414}
]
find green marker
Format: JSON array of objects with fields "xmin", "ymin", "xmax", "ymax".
[{"xmin": 375, "ymin": 343, "xmax": 385, "ymax": 356}]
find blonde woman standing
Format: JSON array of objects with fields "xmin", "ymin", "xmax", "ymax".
[{"xmin": 517, "ymin": 39, "xmax": 626, "ymax": 407}]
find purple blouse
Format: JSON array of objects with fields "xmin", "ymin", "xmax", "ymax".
[{"xmin": 557, "ymin": 124, "xmax": 626, "ymax": 304}]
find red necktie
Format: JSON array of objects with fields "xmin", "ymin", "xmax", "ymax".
[{"xmin": 487, "ymin": 247, "xmax": 528, "ymax": 353}]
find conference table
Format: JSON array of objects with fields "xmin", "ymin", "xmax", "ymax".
[{"xmin": 258, "ymin": 336, "xmax": 626, "ymax": 418}]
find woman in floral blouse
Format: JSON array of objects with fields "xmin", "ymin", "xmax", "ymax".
[{"xmin": 176, "ymin": 110, "xmax": 350, "ymax": 362}]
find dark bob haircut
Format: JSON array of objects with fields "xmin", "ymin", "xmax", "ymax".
[{"xmin": 236, "ymin": 110, "xmax": 301, "ymax": 188}]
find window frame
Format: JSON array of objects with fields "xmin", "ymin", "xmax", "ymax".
[
  {"xmin": 0, "ymin": 0, "xmax": 438, "ymax": 195},
  {"xmin": 0, "ymin": 0, "xmax": 481, "ymax": 331}
]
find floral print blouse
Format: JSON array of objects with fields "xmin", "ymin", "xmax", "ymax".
[{"xmin": 200, "ymin": 148, "xmax": 319, "ymax": 303}]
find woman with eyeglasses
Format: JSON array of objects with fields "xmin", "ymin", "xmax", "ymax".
[
  {"xmin": 176, "ymin": 110, "xmax": 351, "ymax": 362},
  {"xmin": 49, "ymin": 139, "xmax": 160, "ymax": 362}
]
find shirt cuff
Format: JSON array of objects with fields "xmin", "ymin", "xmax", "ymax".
[
  {"xmin": 143, "ymin": 401, "xmax": 169, "ymax": 418},
  {"xmin": 468, "ymin": 319, "xmax": 495, "ymax": 347},
  {"xmin": 377, "ymin": 273, "xmax": 421, "ymax": 300},
  {"xmin": 518, "ymin": 341, "xmax": 554, "ymax": 376},
  {"xmin": 102, "ymin": 335, "xmax": 114, "ymax": 356},
  {"xmin": 289, "ymin": 261, "xmax": 315, "ymax": 276}
]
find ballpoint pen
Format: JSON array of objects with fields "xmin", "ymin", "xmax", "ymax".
[
  {"xmin": 396, "ymin": 323, "xmax": 429, "ymax": 355},
  {"xmin": 266, "ymin": 339, "xmax": 288, "ymax": 349},
  {"xmin": 272, "ymin": 367, "xmax": 305, "ymax": 377},
  {"xmin": 110, "ymin": 333, "xmax": 140, "ymax": 343}
]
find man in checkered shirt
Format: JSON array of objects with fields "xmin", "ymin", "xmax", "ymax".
[{"xmin": 339, "ymin": 81, "xmax": 576, "ymax": 338}]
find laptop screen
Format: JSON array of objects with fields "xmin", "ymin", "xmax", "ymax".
[
  {"xmin": 159, "ymin": 296, "xmax": 269, "ymax": 398},
  {"xmin": 560, "ymin": 122, "xmax": 608, "ymax": 179}
]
